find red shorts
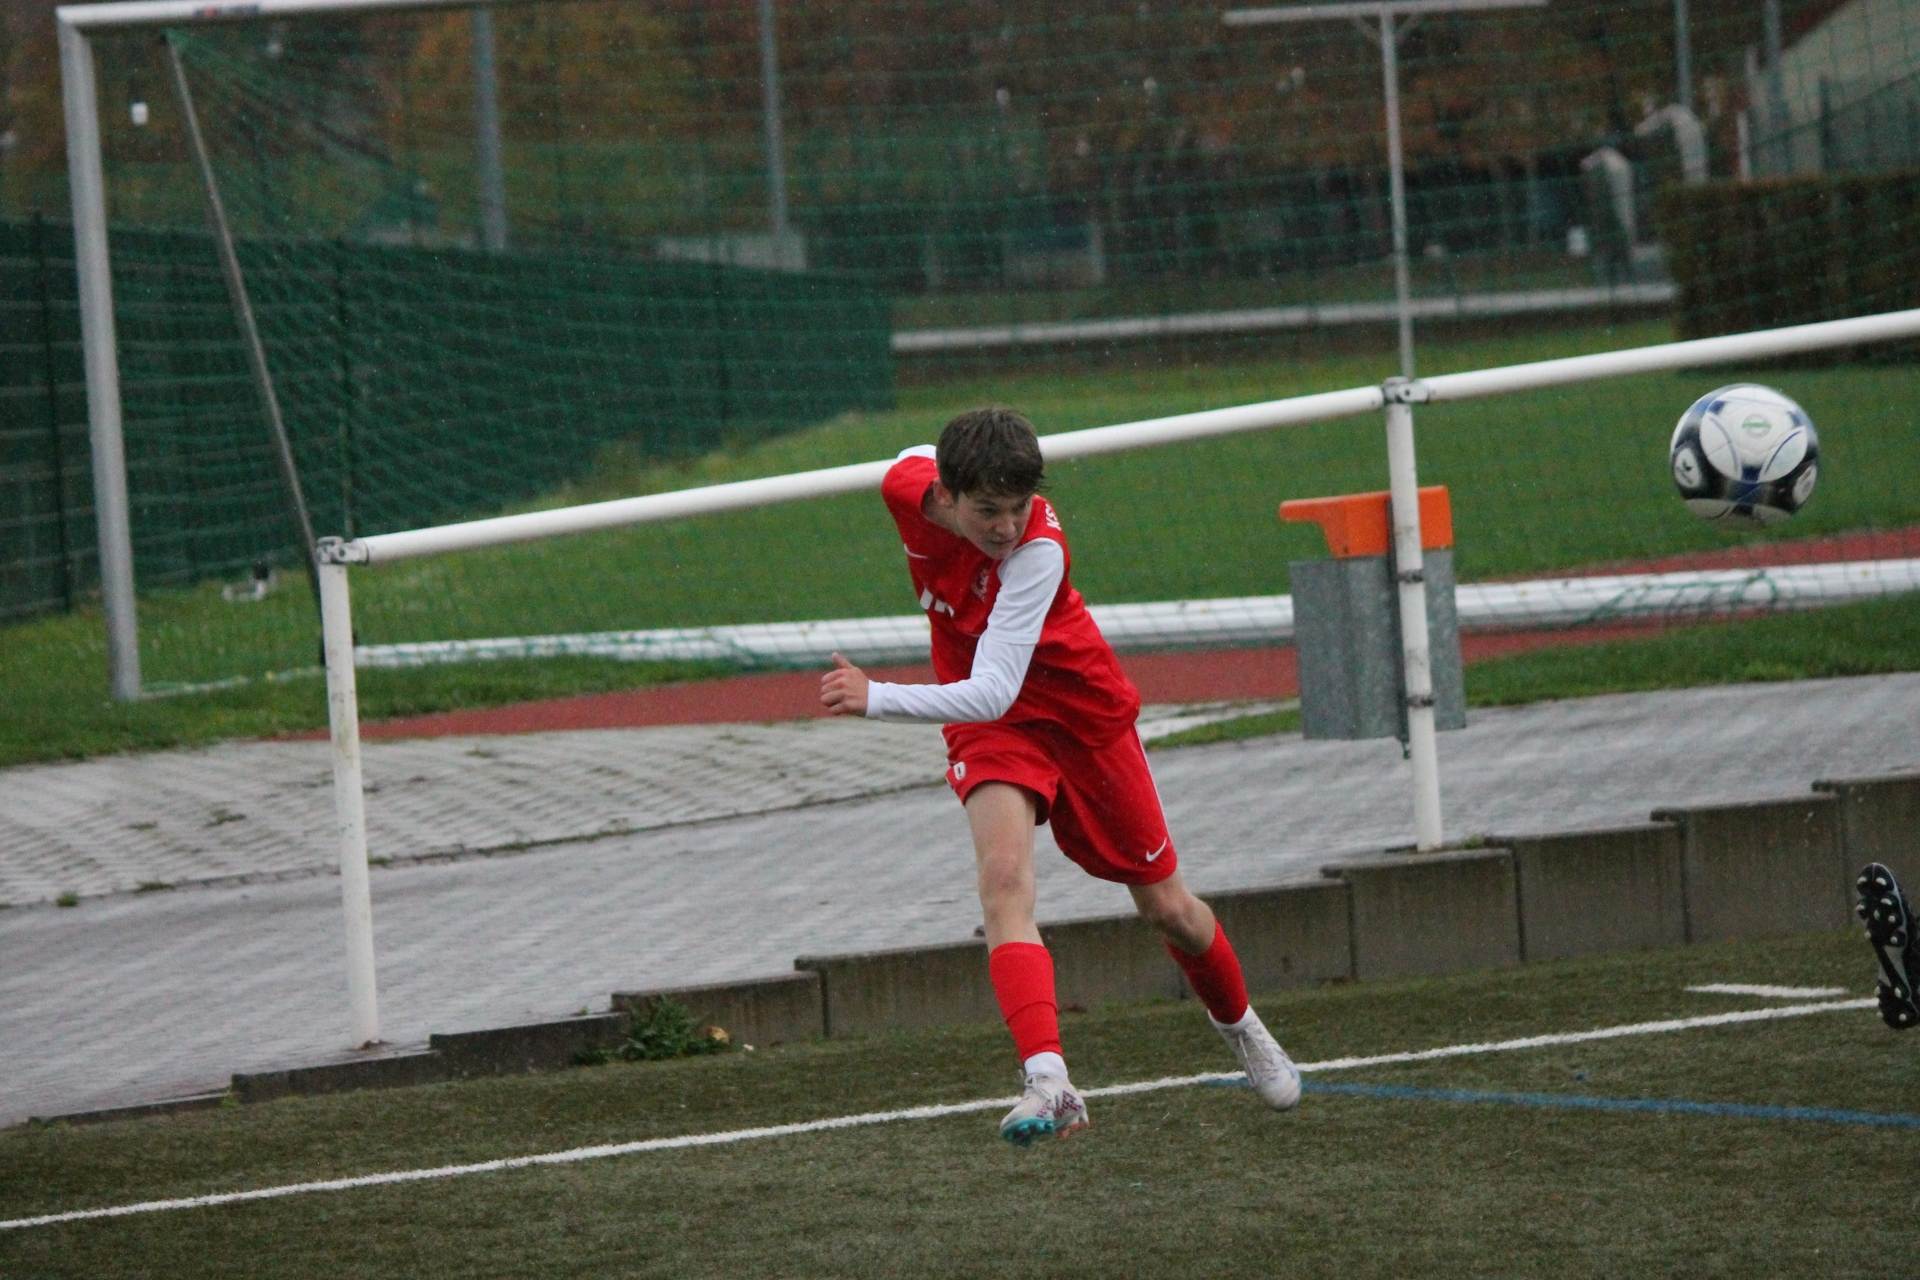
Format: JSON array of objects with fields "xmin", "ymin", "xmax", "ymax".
[{"xmin": 943, "ymin": 720, "xmax": 1177, "ymax": 887}]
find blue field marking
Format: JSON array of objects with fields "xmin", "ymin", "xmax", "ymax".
[{"xmin": 1296, "ymin": 1080, "xmax": 1920, "ymax": 1129}]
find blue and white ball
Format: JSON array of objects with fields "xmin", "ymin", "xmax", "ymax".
[{"xmin": 1669, "ymin": 383, "xmax": 1819, "ymax": 529}]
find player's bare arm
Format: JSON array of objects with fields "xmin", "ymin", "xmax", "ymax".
[{"xmin": 819, "ymin": 652, "xmax": 869, "ymax": 717}]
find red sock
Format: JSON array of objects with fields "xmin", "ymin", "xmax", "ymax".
[
  {"xmin": 988, "ymin": 942, "xmax": 1062, "ymax": 1061},
  {"xmin": 1167, "ymin": 922, "xmax": 1250, "ymax": 1025}
]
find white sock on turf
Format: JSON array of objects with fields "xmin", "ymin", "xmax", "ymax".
[
  {"xmin": 1212, "ymin": 1007, "xmax": 1259, "ymax": 1032},
  {"xmin": 1023, "ymin": 1051, "xmax": 1068, "ymax": 1080}
]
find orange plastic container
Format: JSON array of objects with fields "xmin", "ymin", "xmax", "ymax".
[{"xmin": 1279, "ymin": 486, "xmax": 1453, "ymax": 559}]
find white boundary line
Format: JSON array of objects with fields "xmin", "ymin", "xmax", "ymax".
[
  {"xmin": 1686, "ymin": 983, "xmax": 1850, "ymax": 999},
  {"xmin": 0, "ymin": 998, "xmax": 1870, "ymax": 1232}
]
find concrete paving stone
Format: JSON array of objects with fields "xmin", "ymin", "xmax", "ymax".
[{"xmin": 2, "ymin": 674, "xmax": 1916, "ymax": 1125}]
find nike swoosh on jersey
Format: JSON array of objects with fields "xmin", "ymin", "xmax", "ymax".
[{"xmin": 1144, "ymin": 839, "xmax": 1168, "ymax": 862}]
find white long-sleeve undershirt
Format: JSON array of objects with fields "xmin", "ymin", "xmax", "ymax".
[{"xmin": 865, "ymin": 536, "xmax": 1063, "ymax": 724}]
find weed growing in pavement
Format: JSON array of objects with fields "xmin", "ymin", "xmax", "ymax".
[{"xmin": 577, "ymin": 999, "xmax": 733, "ymax": 1066}]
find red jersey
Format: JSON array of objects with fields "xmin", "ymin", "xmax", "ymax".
[{"xmin": 880, "ymin": 452, "xmax": 1140, "ymax": 744}]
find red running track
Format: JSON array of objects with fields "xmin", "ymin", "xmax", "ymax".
[
  {"xmin": 335, "ymin": 620, "xmax": 1704, "ymax": 741},
  {"xmin": 325, "ymin": 526, "xmax": 1916, "ymax": 741}
]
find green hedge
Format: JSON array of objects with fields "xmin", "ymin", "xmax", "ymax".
[{"xmin": 1657, "ymin": 172, "xmax": 1920, "ymax": 347}]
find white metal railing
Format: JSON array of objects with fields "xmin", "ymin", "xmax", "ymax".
[{"xmin": 301, "ymin": 308, "xmax": 1920, "ymax": 1048}]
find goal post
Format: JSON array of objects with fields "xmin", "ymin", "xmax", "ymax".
[
  {"xmin": 54, "ymin": 0, "xmax": 493, "ymax": 701},
  {"xmin": 313, "ymin": 308, "xmax": 1920, "ymax": 1046}
]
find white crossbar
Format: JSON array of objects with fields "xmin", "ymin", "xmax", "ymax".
[
  {"xmin": 1421, "ymin": 309, "xmax": 1920, "ymax": 402},
  {"xmin": 328, "ymin": 385, "xmax": 1386, "ymax": 566},
  {"xmin": 59, "ymin": 0, "xmax": 512, "ymax": 31},
  {"xmin": 324, "ymin": 307, "xmax": 1920, "ymax": 568}
]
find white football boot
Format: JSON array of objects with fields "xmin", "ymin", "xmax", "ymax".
[
  {"xmin": 1211, "ymin": 1009, "xmax": 1302, "ymax": 1110},
  {"xmin": 998, "ymin": 1072, "xmax": 1090, "ymax": 1147}
]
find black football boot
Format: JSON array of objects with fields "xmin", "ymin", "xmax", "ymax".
[{"xmin": 1856, "ymin": 863, "xmax": 1920, "ymax": 1031}]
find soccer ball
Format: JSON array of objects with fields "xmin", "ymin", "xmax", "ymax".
[{"xmin": 1668, "ymin": 383, "xmax": 1820, "ymax": 529}]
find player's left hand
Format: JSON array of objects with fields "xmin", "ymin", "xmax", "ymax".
[{"xmin": 820, "ymin": 652, "xmax": 869, "ymax": 717}]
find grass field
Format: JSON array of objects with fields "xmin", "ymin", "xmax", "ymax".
[
  {"xmin": 1, "ymin": 929, "xmax": 1911, "ymax": 1277},
  {"xmin": 6, "ymin": 318, "xmax": 1918, "ymax": 764},
  {"xmin": 11, "ymin": 588, "xmax": 1920, "ymax": 768}
]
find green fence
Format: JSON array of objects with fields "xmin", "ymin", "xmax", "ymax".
[{"xmin": 0, "ymin": 217, "xmax": 893, "ymax": 623}]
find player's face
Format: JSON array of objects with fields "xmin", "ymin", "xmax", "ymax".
[{"xmin": 952, "ymin": 489, "xmax": 1034, "ymax": 560}]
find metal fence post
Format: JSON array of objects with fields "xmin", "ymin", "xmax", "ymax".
[{"xmin": 472, "ymin": 6, "xmax": 508, "ymax": 253}]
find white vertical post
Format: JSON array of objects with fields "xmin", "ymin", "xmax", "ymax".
[
  {"xmin": 1383, "ymin": 384, "xmax": 1443, "ymax": 849},
  {"xmin": 757, "ymin": 0, "xmax": 790, "ymax": 239},
  {"xmin": 1380, "ymin": 10, "xmax": 1415, "ymax": 379},
  {"xmin": 472, "ymin": 6, "xmax": 508, "ymax": 253},
  {"xmin": 58, "ymin": 17, "xmax": 141, "ymax": 700},
  {"xmin": 319, "ymin": 551, "xmax": 381, "ymax": 1048}
]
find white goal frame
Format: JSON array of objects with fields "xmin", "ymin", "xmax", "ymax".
[
  {"xmin": 57, "ymin": 0, "xmax": 519, "ymax": 706},
  {"xmin": 313, "ymin": 308, "xmax": 1919, "ymax": 1047},
  {"xmin": 53, "ymin": 2, "xmax": 1920, "ymax": 1053}
]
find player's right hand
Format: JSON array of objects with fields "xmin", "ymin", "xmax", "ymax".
[{"xmin": 820, "ymin": 652, "xmax": 870, "ymax": 718}]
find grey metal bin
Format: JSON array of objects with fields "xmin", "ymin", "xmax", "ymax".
[{"xmin": 1282, "ymin": 487, "xmax": 1466, "ymax": 742}]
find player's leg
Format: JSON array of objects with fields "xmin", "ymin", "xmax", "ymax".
[
  {"xmin": 1129, "ymin": 874, "xmax": 1301, "ymax": 1110},
  {"xmin": 969, "ymin": 781, "xmax": 1042, "ymax": 949},
  {"xmin": 1856, "ymin": 862, "xmax": 1920, "ymax": 1030},
  {"xmin": 1042, "ymin": 725, "xmax": 1301, "ymax": 1110},
  {"xmin": 956, "ymin": 771, "xmax": 1088, "ymax": 1145}
]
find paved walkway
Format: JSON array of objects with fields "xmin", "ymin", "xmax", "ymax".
[
  {"xmin": 0, "ymin": 702, "xmax": 1267, "ymax": 906},
  {"xmin": 3, "ymin": 674, "xmax": 1917, "ymax": 1125}
]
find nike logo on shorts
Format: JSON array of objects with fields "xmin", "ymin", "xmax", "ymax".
[{"xmin": 1145, "ymin": 839, "xmax": 1167, "ymax": 862}]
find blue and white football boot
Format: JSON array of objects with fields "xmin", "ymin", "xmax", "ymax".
[
  {"xmin": 1857, "ymin": 863, "xmax": 1920, "ymax": 1031},
  {"xmin": 998, "ymin": 1072, "xmax": 1089, "ymax": 1147}
]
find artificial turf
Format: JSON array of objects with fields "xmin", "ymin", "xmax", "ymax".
[{"xmin": 1, "ymin": 928, "xmax": 1911, "ymax": 1278}]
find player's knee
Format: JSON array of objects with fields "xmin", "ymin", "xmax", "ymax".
[
  {"xmin": 976, "ymin": 855, "xmax": 1032, "ymax": 904},
  {"xmin": 1134, "ymin": 894, "xmax": 1184, "ymax": 935},
  {"xmin": 1133, "ymin": 883, "xmax": 1210, "ymax": 945}
]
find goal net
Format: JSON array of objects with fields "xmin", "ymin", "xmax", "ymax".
[{"xmin": 9, "ymin": 0, "xmax": 1920, "ymax": 696}]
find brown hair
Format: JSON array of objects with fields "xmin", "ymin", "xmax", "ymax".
[{"xmin": 935, "ymin": 407, "xmax": 1046, "ymax": 498}]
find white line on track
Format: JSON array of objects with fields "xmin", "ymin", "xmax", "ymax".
[
  {"xmin": 0, "ymin": 997, "xmax": 1874, "ymax": 1232},
  {"xmin": 1685, "ymin": 983, "xmax": 1851, "ymax": 999}
]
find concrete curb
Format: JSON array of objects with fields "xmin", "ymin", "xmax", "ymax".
[
  {"xmin": 796, "ymin": 939, "xmax": 995, "ymax": 1038},
  {"xmin": 1322, "ymin": 849, "xmax": 1520, "ymax": 981},
  {"xmin": 1499, "ymin": 824, "xmax": 1686, "ymax": 962},
  {"xmin": 31, "ymin": 769, "xmax": 1912, "ymax": 1126},
  {"xmin": 1814, "ymin": 772, "xmax": 1920, "ymax": 889},
  {"xmin": 1651, "ymin": 795, "xmax": 1846, "ymax": 942}
]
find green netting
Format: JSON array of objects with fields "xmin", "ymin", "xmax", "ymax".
[
  {"xmin": 3, "ymin": 1, "xmax": 1919, "ymax": 690},
  {"xmin": 0, "ymin": 216, "xmax": 890, "ymax": 619}
]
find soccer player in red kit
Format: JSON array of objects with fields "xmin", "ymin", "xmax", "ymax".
[{"xmin": 820, "ymin": 407, "xmax": 1300, "ymax": 1146}]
